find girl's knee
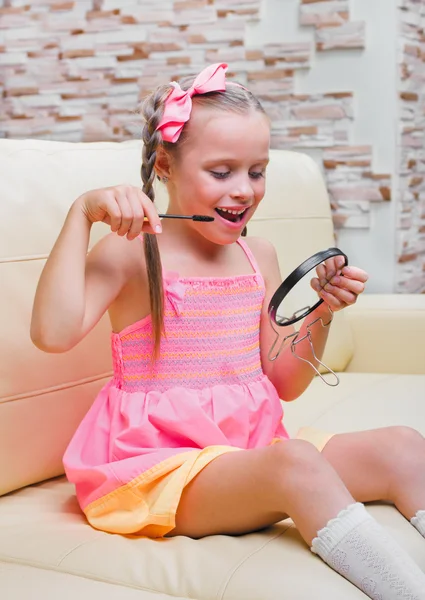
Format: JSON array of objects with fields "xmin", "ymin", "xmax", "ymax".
[
  {"xmin": 391, "ymin": 425, "xmax": 424, "ymax": 445},
  {"xmin": 266, "ymin": 440, "xmax": 348, "ymax": 504},
  {"xmin": 379, "ymin": 426, "xmax": 424, "ymax": 460},
  {"xmin": 376, "ymin": 427, "xmax": 424, "ymax": 497},
  {"xmin": 389, "ymin": 426, "xmax": 424, "ymax": 467},
  {"xmin": 268, "ymin": 439, "xmax": 327, "ymax": 476}
]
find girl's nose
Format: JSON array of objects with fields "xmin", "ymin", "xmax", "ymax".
[{"xmin": 229, "ymin": 175, "xmax": 254, "ymax": 201}]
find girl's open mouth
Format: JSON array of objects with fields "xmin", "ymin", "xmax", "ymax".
[{"xmin": 215, "ymin": 207, "xmax": 248, "ymax": 223}]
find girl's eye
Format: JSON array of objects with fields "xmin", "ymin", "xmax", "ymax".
[
  {"xmin": 210, "ymin": 171, "xmax": 230, "ymax": 179},
  {"xmin": 210, "ymin": 171, "xmax": 265, "ymax": 180}
]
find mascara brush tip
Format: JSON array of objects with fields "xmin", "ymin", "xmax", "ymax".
[{"xmin": 192, "ymin": 215, "xmax": 215, "ymax": 222}]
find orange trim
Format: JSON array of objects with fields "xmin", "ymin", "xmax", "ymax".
[
  {"xmin": 122, "ymin": 362, "xmax": 262, "ymax": 382},
  {"xmin": 185, "ymin": 286, "xmax": 262, "ymax": 297},
  {"xmin": 122, "ymin": 341, "xmax": 259, "ymax": 361},
  {"xmin": 84, "ymin": 445, "xmax": 240, "ymax": 537},
  {"xmin": 177, "ymin": 304, "xmax": 262, "ymax": 317},
  {"xmin": 121, "ymin": 322, "xmax": 259, "ymax": 341}
]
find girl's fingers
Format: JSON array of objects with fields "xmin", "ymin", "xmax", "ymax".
[
  {"xmin": 103, "ymin": 195, "xmax": 122, "ymax": 232},
  {"xmin": 316, "ymin": 263, "xmax": 328, "ymax": 288},
  {"xmin": 114, "ymin": 190, "xmax": 133, "ymax": 236},
  {"xmin": 111, "ymin": 186, "xmax": 163, "ymax": 238},
  {"xmin": 335, "ymin": 255, "xmax": 347, "ymax": 271},
  {"xmin": 312, "ymin": 279, "xmax": 355, "ymax": 310},
  {"xmin": 328, "ymin": 275, "xmax": 365, "ymax": 295},
  {"xmin": 341, "ymin": 265, "xmax": 369, "ymax": 283},
  {"xmin": 319, "ymin": 289, "xmax": 345, "ymax": 310},
  {"xmin": 324, "ymin": 257, "xmax": 338, "ymax": 279},
  {"xmin": 310, "ymin": 277, "xmax": 322, "ymax": 293},
  {"xmin": 126, "ymin": 189, "xmax": 144, "ymax": 240},
  {"xmin": 140, "ymin": 221, "xmax": 157, "ymax": 235},
  {"xmin": 313, "ymin": 257, "xmax": 366, "ymax": 311},
  {"xmin": 323, "ymin": 255, "xmax": 346, "ymax": 279},
  {"xmin": 137, "ymin": 189, "xmax": 162, "ymax": 234},
  {"xmin": 322, "ymin": 283, "xmax": 357, "ymax": 306},
  {"xmin": 316, "ymin": 259, "xmax": 340, "ymax": 288}
]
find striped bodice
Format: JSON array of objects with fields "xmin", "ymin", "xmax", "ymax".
[{"xmin": 111, "ymin": 240, "xmax": 266, "ymax": 393}]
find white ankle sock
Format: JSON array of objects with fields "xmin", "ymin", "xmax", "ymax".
[
  {"xmin": 311, "ymin": 502, "xmax": 425, "ymax": 599},
  {"xmin": 411, "ymin": 510, "xmax": 425, "ymax": 538}
]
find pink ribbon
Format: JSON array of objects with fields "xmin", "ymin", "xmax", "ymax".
[
  {"xmin": 164, "ymin": 271, "xmax": 186, "ymax": 317},
  {"xmin": 156, "ymin": 63, "xmax": 228, "ymax": 143}
]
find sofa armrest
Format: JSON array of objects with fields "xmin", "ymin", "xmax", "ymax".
[{"xmin": 344, "ymin": 294, "xmax": 425, "ymax": 375}]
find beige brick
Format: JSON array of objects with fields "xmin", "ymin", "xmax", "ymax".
[
  {"xmin": 400, "ymin": 91, "xmax": 419, "ymax": 101},
  {"xmin": 166, "ymin": 56, "xmax": 191, "ymax": 65},
  {"xmin": 51, "ymin": 2, "xmax": 75, "ymax": 10},
  {"xmin": 247, "ymin": 69, "xmax": 293, "ymax": 80}
]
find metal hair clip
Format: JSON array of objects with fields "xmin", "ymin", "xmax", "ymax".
[
  {"xmin": 268, "ymin": 304, "xmax": 339, "ymax": 386},
  {"xmin": 267, "ymin": 248, "xmax": 348, "ymax": 387}
]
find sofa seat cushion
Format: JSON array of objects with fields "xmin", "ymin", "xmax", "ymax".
[
  {"xmin": 0, "ymin": 481, "xmax": 423, "ymax": 600},
  {"xmin": 0, "ymin": 373, "xmax": 424, "ymax": 599},
  {"xmin": 0, "ymin": 561, "xmax": 187, "ymax": 600}
]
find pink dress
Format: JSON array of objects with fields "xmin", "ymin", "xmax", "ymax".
[{"xmin": 63, "ymin": 238, "xmax": 289, "ymax": 538}]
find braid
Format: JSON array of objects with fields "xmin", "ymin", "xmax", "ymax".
[
  {"xmin": 141, "ymin": 99, "xmax": 164, "ymax": 201},
  {"xmin": 140, "ymin": 86, "xmax": 171, "ymax": 358}
]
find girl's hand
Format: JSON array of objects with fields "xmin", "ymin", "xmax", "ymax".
[
  {"xmin": 76, "ymin": 185, "xmax": 162, "ymax": 240},
  {"xmin": 310, "ymin": 255, "xmax": 369, "ymax": 311}
]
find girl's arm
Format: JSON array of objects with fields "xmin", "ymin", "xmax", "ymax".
[
  {"xmin": 249, "ymin": 237, "xmax": 367, "ymax": 401},
  {"xmin": 258, "ymin": 239, "xmax": 331, "ymax": 401},
  {"xmin": 31, "ymin": 201, "xmax": 131, "ymax": 352},
  {"xmin": 31, "ymin": 186, "xmax": 161, "ymax": 353}
]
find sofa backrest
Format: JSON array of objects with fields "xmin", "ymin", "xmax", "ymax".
[{"xmin": 0, "ymin": 139, "xmax": 354, "ymax": 495}]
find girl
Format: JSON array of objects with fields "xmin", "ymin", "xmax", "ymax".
[{"xmin": 31, "ymin": 63, "xmax": 425, "ymax": 598}]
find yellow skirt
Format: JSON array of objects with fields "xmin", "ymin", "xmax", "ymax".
[
  {"xmin": 295, "ymin": 425, "xmax": 335, "ymax": 452},
  {"xmin": 83, "ymin": 426, "xmax": 334, "ymax": 539}
]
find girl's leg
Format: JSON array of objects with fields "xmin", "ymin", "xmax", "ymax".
[
  {"xmin": 321, "ymin": 426, "xmax": 425, "ymax": 520},
  {"xmin": 168, "ymin": 439, "xmax": 352, "ymax": 543},
  {"xmin": 167, "ymin": 435, "xmax": 425, "ymax": 599},
  {"xmin": 170, "ymin": 426, "xmax": 425, "ymax": 540}
]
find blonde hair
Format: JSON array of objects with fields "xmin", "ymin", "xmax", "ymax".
[{"xmin": 140, "ymin": 75, "xmax": 266, "ymax": 357}]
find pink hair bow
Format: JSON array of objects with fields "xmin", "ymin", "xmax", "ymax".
[
  {"xmin": 156, "ymin": 63, "xmax": 228, "ymax": 143},
  {"xmin": 164, "ymin": 271, "xmax": 186, "ymax": 317}
]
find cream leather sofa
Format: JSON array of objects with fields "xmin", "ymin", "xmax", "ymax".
[{"xmin": 1, "ymin": 138, "xmax": 424, "ymax": 600}]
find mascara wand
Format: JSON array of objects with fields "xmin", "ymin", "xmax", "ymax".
[{"xmin": 158, "ymin": 214, "xmax": 214, "ymax": 222}]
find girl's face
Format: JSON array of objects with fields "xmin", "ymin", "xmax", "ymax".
[{"xmin": 165, "ymin": 106, "xmax": 271, "ymax": 245}]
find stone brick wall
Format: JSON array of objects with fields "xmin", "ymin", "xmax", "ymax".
[
  {"xmin": 0, "ymin": 0, "xmax": 266, "ymax": 141},
  {"xmin": 1, "ymin": 0, "xmax": 422, "ymax": 291},
  {"xmin": 396, "ymin": 0, "xmax": 425, "ymax": 293},
  {"xmin": 294, "ymin": 1, "xmax": 390, "ymax": 233}
]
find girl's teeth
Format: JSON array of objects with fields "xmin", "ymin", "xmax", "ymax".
[{"xmin": 220, "ymin": 208, "xmax": 245, "ymax": 215}]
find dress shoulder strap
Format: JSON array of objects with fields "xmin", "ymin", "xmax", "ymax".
[{"xmin": 237, "ymin": 238, "xmax": 261, "ymax": 275}]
